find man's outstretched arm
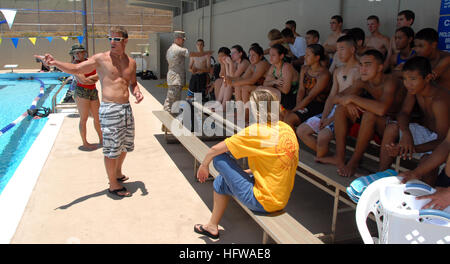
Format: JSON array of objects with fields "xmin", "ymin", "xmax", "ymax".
[{"xmin": 35, "ymin": 54, "xmax": 97, "ymax": 75}]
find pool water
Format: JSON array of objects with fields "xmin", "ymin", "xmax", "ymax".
[{"xmin": 0, "ymin": 76, "xmax": 69, "ymax": 195}]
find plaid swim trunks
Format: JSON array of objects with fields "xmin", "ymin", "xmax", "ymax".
[
  {"xmin": 99, "ymin": 102, "xmax": 135, "ymax": 159},
  {"xmin": 74, "ymin": 85, "xmax": 99, "ymax": 101}
]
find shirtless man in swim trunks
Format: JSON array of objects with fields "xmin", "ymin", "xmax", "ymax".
[
  {"xmin": 414, "ymin": 28, "xmax": 450, "ymax": 89},
  {"xmin": 323, "ymin": 15, "xmax": 343, "ymax": 56},
  {"xmin": 37, "ymin": 26, "xmax": 143, "ymax": 197},
  {"xmin": 187, "ymin": 39, "xmax": 211, "ymax": 100},
  {"xmin": 379, "ymin": 57, "xmax": 449, "ymax": 186},
  {"xmin": 318, "ymin": 50, "xmax": 404, "ymax": 177},
  {"xmin": 365, "ymin": 16, "xmax": 390, "ymax": 58}
]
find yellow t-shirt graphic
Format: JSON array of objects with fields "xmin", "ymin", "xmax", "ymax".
[{"xmin": 224, "ymin": 121, "xmax": 299, "ymax": 212}]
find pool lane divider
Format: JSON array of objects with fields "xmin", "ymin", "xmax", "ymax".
[{"xmin": 0, "ymin": 78, "xmax": 45, "ymax": 136}]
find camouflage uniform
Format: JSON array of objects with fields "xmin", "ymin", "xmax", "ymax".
[{"xmin": 164, "ymin": 42, "xmax": 189, "ymax": 112}]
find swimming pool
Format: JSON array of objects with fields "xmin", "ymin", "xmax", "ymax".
[{"xmin": 0, "ymin": 73, "xmax": 70, "ymax": 195}]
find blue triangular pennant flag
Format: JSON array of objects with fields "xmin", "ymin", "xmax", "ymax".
[
  {"xmin": 11, "ymin": 37, "xmax": 18, "ymax": 48},
  {"xmin": 77, "ymin": 36, "xmax": 84, "ymax": 44},
  {"xmin": 46, "ymin": 37, "xmax": 53, "ymax": 43}
]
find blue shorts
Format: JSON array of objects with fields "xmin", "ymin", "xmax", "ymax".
[{"xmin": 212, "ymin": 153, "xmax": 267, "ymax": 214}]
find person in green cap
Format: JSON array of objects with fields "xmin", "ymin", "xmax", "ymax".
[{"xmin": 69, "ymin": 44, "xmax": 103, "ymax": 151}]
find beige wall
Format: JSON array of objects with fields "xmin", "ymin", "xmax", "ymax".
[
  {"xmin": 343, "ymin": 0, "xmax": 441, "ymax": 38},
  {"xmin": 173, "ymin": 0, "xmax": 442, "ymax": 52},
  {"xmin": 162, "ymin": 0, "xmax": 442, "ymax": 79}
]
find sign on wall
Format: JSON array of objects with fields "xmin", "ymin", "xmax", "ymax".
[{"xmin": 439, "ymin": 0, "xmax": 450, "ymax": 51}]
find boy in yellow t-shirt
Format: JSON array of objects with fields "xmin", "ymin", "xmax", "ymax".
[{"xmin": 194, "ymin": 90, "xmax": 299, "ymax": 240}]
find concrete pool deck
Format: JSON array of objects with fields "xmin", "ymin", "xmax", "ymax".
[{"xmin": 7, "ymin": 79, "xmax": 361, "ymax": 244}]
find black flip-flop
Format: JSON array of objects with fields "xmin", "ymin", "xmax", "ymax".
[
  {"xmin": 117, "ymin": 176, "xmax": 129, "ymax": 182},
  {"xmin": 194, "ymin": 224, "xmax": 219, "ymax": 239},
  {"xmin": 108, "ymin": 187, "xmax": 131, "ymax": 197}
]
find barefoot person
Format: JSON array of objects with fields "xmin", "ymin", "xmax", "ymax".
[
  {"xmin": 194, "ymin": 90, "xmax": 299, "ymax": 239},
  {"xmin": 37, "ymin": 26, "xmax": 144, "ymax": 197},
  {"xmin": 319, "ymin": 50, "xmax": 403, "ymax": 177},
  {"xmin": 70, "ymin": 44, "xmax": 103, "ymax": 150},
  {"xmin": 283, "ymin": 44, "xmax": 331, "ymax": 129},
  {"xmin": 379, "ymin": 57, "xmax": 450, "ymax": 185}
]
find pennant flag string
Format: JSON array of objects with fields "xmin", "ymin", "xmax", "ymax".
[
  {"xmin": 28, "ymin": 37, "xmax": 37, "ymax": 45},
  {"xmin": 0, "ymin": 9, "xmax": 17, "ymax": 29},
  {"xmin": 77, "ymin": 36, "xmax": 84, "ymax": 45},
  {"xmin": 11, "ymin": 38, "xmax": 18, "ymax": 48}
]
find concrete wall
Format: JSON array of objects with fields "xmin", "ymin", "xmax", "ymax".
[
  {"xmin": 175, "ymin": 0, "xmax": 340, "ymax": 54},
  {"xmin": 162, "ymin": 0, "xmax": 442, "ymax": 79},
  {"xmin": 343, "ymin": 0, "xmax": 441, "ymax": 38}
]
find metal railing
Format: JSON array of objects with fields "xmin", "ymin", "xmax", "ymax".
[{"xmin": 51, "ymin": 77, "xmax": 72, "ymax": 113}]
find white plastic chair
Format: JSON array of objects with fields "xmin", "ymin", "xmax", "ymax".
[{"xmin": 356, "ymin": 177, "xmax": 450, "ymax": 244}]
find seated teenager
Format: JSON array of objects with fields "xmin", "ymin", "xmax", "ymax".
[
  {"xmin": 306, "ymin": 30, "xmax": 320, "ymax": 46},
  {"xmin": 306, "ymin": 29, "xmax": 329, "ymax": 68},
  {"xmin": 187, "ymin": 39, "xmax": 211, "ymax": 100},
  {"xmin": 284, "ymin": 44, "xmax": 331, "ymax": 129},
  {"xmin": 194, "ymin": 89, "xmax": 299, "ymax": 239},
  {"xmin": 258, "ymin": 44, "xmax": 299, "ymax": 120},
  {"xmin": 229, "ymin": 45, "xmax": 251, "ymax": 78},
  {"xmin": 389, "ymin": 26, "xmax": 415, "ymax": 75},
  {"xmin": 318, "ymin": 50, "xmax": 403, "ymax": 177},
  {"xmin": 414, "ymin": 28, "xmax": 450, "ymax": 89},
  {"xmin": 264, "ymin": 29, "xmax": 285, "ymax": 55},
  {"xmin": 379, "ymin": 56, "xmax": 450, "ymax": 185},
  {"xmin": 285, "ymin": 20, "xmax": 301, "ymax": 38},
  {"xmin": 216, "ymin": 45, "xmax": 250, "ymax": 109},
  {"xmin": 365, "ymin": 15, "xmax": 391, "ymax": 60},
  {"xmin": 329, "ymin": 27, "xmax": 368, "ymax": 73},
  {"xmin": 226, "ymin": 44, "xmax": 270, "ymax": 104},
  {"xmin": 298, "ymin": 35, "xmax": 360, "ymax": 159},
  {"xmin": 388, "ymin": 10, "xmax": 415, "ymax": 63},
  {"xmin": 213, "ymin": 47, "xmax": 231, "ymax": 101},
  {"xmin": 324, "ymin": 15, "xmax": 344, "ymax": 56},
  {"xmin": 281, "ymin": 28, "xmax": 307, "ymax": 71}
]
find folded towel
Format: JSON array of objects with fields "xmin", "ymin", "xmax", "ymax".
[
  {"xmin": 346, "ymin": 186, "xmax": 360, "ymax": 203},
  {"xmin": 346, "ymin": 169, "xmax": 398, "ymax": 203}
]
